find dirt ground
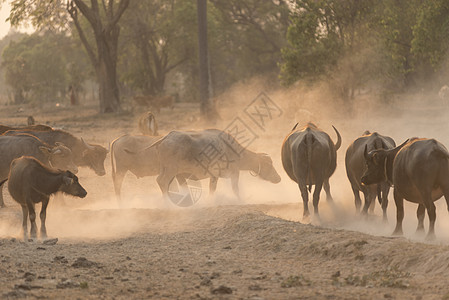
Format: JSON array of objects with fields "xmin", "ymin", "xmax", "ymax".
[{"xmin": 1, "ymin": 85, "xmax": 449, "ymax": 299}]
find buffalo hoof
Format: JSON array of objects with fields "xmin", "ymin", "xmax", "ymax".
[
  {"xmin": 391, "ymin": 229, "xmax": 403, "ymax": 236},
  {"xmin": 415, "ymin": 227, "xmax": 425, "ymax": 236},
  {"xmin": 425, "ymin": 233, "xmax": 436, "ymax": 241},
  {"xmin": 301, "ymin": 214, "xmax": 311, "ymax": 224}
]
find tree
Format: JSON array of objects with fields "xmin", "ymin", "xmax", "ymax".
[
  {"xmin": 6, "ymin": 0, "xmax": 130, "ymax": 113},
  {"xmin": 119, "ymin": 1, "xmax": 191, "ymax": 96},
  {"xmin": 2, "ymin": 33, "xmax": 67, "ymax": 103},
  {"xmin": 280, "ymin": 0, "xmax": 377, "ymax": 101},
  {"xmin": 210, "ymin": 0, "xmax": 289, "ymax": 92}
]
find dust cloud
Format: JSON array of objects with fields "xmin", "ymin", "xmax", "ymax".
[{"xmin": 1, "ymin": 75, "xmax": 449, "ymax": 246}]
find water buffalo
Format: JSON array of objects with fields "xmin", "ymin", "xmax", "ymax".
[
  {"xmin": 149, "ymin": 129, "xmax": 281, "ymax": 199},
  {"xmin": 0, "ymin": 124, "xmax": 53, "ymax": 135},
  {"xmin": 345, "ymin": 131, "xmax": 396, "ymax": 220},
  {"xmin": 0, "ymin": 134, "xmax": 77, "ymax": 207},
  {"xmin": 281, "ymin": 122, "xmax": 342, "ymax": 219},
  {"xmin": 111, "ymin": 134, "xmax": 161, "ymax": 202},
  {"xmin": 361, "ymin": 138, "xmax": 449, "ymax": 239},
  {"xmin": 138, "ymin": 112, "xmax": 158, "ymax": 136},
  {"xmin": 4, "ymin": 129, "xmax": 108, "ymax": 176},
  {"xmin": 1, "ymin": 156, "xmax": 87, "ymax": 240}
]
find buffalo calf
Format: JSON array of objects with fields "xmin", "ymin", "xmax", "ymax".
[
  {"xmin": 345, "ymin": 131, "xmax": 395, "ymax": 220},
  {"xmin": 2, "ymin": 156, "xmax": 87, "ymax": 240}
]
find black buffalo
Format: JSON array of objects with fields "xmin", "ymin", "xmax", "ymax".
[
  {"xmin": 361, "ymin": 138, "xmax": 449, "ymax": 239},
  {"xmin": 281, "ymin": 122, "xmax": 341, "ymax": 218},
  {"xmin": 5, "ymin": 129, "xmax": 108, "ymax": 176},
  {"xmin": 345, "ymin": 131, "xmax": 395, "ymax": 220},
  {"xmin": 1, "ymin": 156, "xmax": 86, "ymax": 240}
]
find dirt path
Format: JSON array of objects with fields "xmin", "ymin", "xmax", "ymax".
[
  {"xmin": 1, "ymin": 91, "xmax": 449, "ymax": 299},
  {"xmin": 1, "ymin": 205, "xmax": 449, "ymax": 299}
]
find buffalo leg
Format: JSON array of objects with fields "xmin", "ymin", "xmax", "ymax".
[
  {"xmin": 361, "ymin": 190, "xmax": 371, "ymax": 215},
  {"xmin": 351, "ymin": 184, "xmax": 362, "ymax": 213},
  {"xmin": 323, "ymin": 178, "xmax": 333, "ymax": 202},
  {"xmin": 231, "ymin": 174, "xmax": 240, "ymax": 199},
  {"xmin": 298, "ymin": 182, "xmax": 309, "ymax": 218},
  {"xmin": 209, "ymin": 177, "xmax": 218, "ymax": 196},
  {"xmin": 156, "ymin": 167, "xmax": 176, "ymax": 197},
  {"xmin": 424, "ymin": 200, "xmax": 436, "ymax": 240},
  {"xmin": 392, "ymin": 190, "xmax": 404, "ymax": 236},
  {"xmin": 312, "ymin": 182, "xmax": 323, "ymax": 216},
  {"xmin": 40, "ymin": 197, "xmax": 49, "ymax": 239},
  {"xmin": 368, "ymin": 191, "xmax": 376, "ymax": 213},
  {"xmin": 416, "ymin": 204, "xmax": 425, "ymax": 233},
  {"xmin": 112, "ymin": 170, "xmax": 126, "ymax": 203},
  {"xmin": 21, "ymin": 205, "xmax": 28, "ymax": 240},
  {"xmin": 27, "ymin": 201, "xmax": 37, "ymax": 239},
  {"xmin": 380, "ymin": 184, "xmax": 390, "ymax": 222}
]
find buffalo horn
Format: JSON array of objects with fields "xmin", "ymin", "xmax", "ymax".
[
  {"xmin": 81, "ymin": 137, "xmax": 95, "ymax": 150},
  {"xmin": 332, "ymin": 125, "xmax": 342, "ymax": 151}
]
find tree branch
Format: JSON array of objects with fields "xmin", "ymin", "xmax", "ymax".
[{"xmin": 67, "ymin": 1, "xmax": 98, "ymax": 67}]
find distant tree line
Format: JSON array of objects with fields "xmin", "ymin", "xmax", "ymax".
[
  {"xmin": 281, "ymin": 0, "xmax": 449, "ymax": 102},
  {"xmin": 1, "ymin": 0, "xmax": 448, "ymax": 112}
]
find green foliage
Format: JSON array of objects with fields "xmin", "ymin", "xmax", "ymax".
[
  {"xmin": 281, "ymin": 0, "xmax": 449, "ymax": 98},
  {"xmin": 210, "ymin": 0, "xmax": 289, "ymax": 92},
  {"xmin": 1, "ymin": 32, "xmax": 89, "ymax": 104},
  {"xmin": 281, "ymin": 0, "xmax": 377, "ymax": 99},
  {"xmin": 412, "ymin": 1, "xmax": 449, "ymax": 68}
]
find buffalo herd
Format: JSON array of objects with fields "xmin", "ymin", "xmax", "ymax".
[{"xmin": 1, "ymin": 116, "xmax": 449, "ymax": 241}]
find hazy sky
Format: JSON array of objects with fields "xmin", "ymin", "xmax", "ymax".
[
  {"xmin": 0, "ymin": 3, "xmax": 11, "ymax": 38},
  {"xmin": 0, "ymin": 3, "xmax": 33, "ymax": 39}
]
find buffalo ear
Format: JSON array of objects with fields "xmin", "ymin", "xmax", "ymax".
[
  {"xmin": 39, "ymin": 146, "xmax": 52, "ymax": 156},
  {"xmin": 63, "ymin": 175, "xmax": 74, "ymax": 185}
]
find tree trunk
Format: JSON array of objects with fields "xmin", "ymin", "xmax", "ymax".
[
  {"xmin": 197, "ymin": 0, "xmax": 218, "ymax": 121},
  {"xmin": 97, "ymin": 61, "xmax": 120, "ymax": 113},
  {"xmin": 69, "ymin": 0, "xmax": 129, "ymax": 114},
  {"xmin": 95, "ymin": 30, "xmax": 121, "ymax": 113}
]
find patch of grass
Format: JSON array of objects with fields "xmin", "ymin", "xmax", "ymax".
[
  {"xmin": 79, "ymin": 282, "xmax": 88, "ymax": 289},
  {"xmin": 344, "ymin": 268, "xmax": 410, "ymax": 289},
  {"xmin": 281, "ymin": 275, "xmax": 310, "ymax": 288}
]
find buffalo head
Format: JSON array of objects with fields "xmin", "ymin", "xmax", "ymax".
[
  {"xmin": 59, "ymin": 171, "xmax": 87, "ymax": 198},
  {"xmin": 81, "ymin": 138, "xmax": 108, "ymax": 176},
  {"xmin": 253, "ymin": 153, "xmax": 281, "ymax": 184},
  {"xmin": 361, "ymin": 139, "xmax": 409, "ymax": 186},
  {"xmin": 361, "ymin": 147, "xmax": 388, "ymax": 186}
]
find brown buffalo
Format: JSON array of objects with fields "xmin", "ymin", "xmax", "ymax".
[
  {"xmin": 1, "ymin": 156, "xmax": 86, "ymax": 240},
  {"xmin": 361, "ymin": 138, "xmax": 449, "ymax": 239},
  {"xmin": 345, "ymin": 131, "xmax": 395, "ymax": 220},
  {"xmin": 281, "ymin": 122, "xmax": 341, "ymax": 218}
]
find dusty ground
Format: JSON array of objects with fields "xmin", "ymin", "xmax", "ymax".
[{"xmin": 1, "ymin": 86, "xmax": 449, "ymax": 299}]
